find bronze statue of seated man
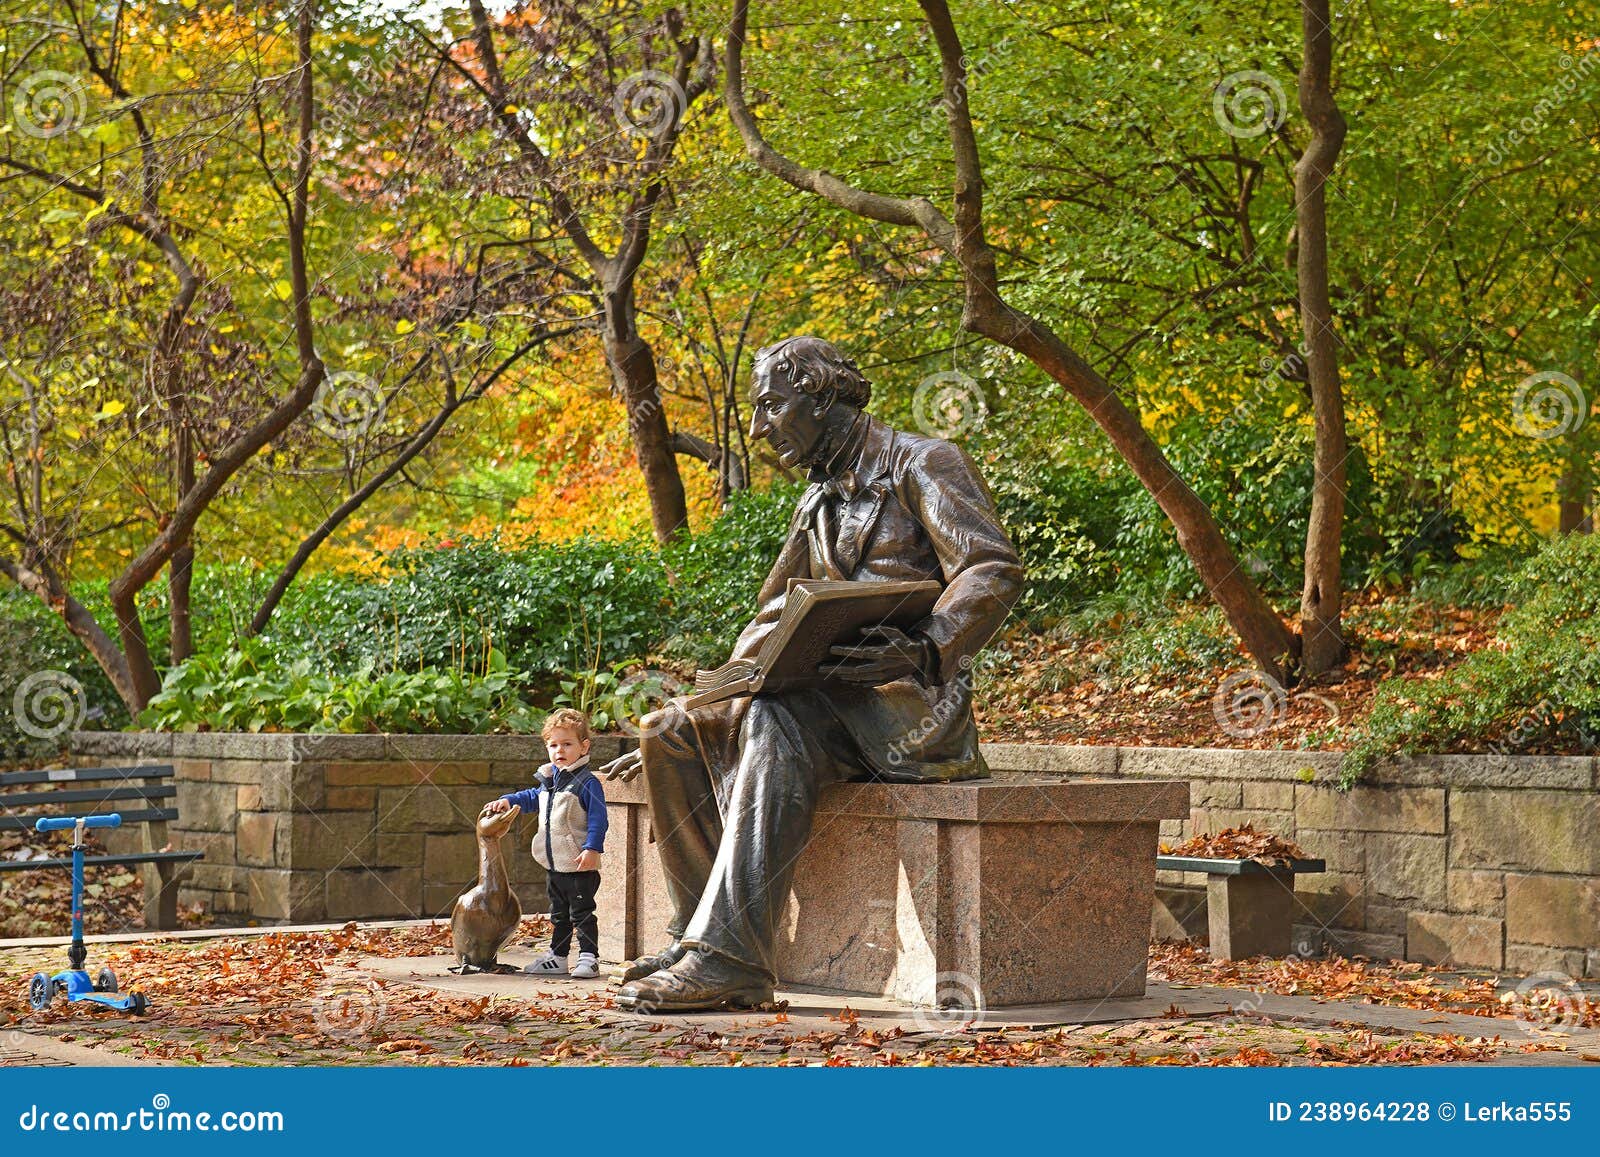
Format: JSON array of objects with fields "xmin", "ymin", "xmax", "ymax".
[{"xmin": 602, "ymin": 335, "xmax": 1023, "ymax": 1012}]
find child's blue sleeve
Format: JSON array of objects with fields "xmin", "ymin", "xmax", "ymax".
[
  {"xmin": 500, "ymin": 786, "xmax": 541, "ymax": 814},
  {"xmin": 580, "ymin": 775, "xmax": 609, "ymax": 853}
]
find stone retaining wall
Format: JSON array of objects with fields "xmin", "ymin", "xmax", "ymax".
[
  {"xmin": 984, "ymin": 743, "xmax": 1600, "ymax": 975},
  {"xmin": 69, "ymin": 731, "xmax": 626, "ymax": 922},
  {"xmin": 66, "ymin": 732, "xmax": 1600, "ymax": 976}
]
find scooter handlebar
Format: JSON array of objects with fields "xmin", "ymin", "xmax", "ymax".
[{"xmin": 34, "ymin": 814, "xmax": 122, "ymax": 832}]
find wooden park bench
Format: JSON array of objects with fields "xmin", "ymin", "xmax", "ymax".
[
  {"xmin": 1156, "ymin": 853, "xmax": 1326, "ymax": 960},
  {"xmin": 0, "ymin": 764, "xmax": 204, "ymax": 931}
]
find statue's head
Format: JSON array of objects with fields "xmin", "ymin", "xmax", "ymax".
[{"xmin": 748, "ymin": 336, "xmax": 872, "ymax": 469}]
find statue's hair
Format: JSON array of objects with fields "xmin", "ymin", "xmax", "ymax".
[
  {"xmin": 752, "ymin": 336, "xmax": 872, "ymax": 409},
  {"xmin": 542, "ymin": 707, "xmax": 591, "ymax": 742}
]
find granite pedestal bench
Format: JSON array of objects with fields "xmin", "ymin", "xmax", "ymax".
[
  {"xmin": 596, "ymin": 774, "xmax": 1188, "ymax": 1008},
  {"xmin": 1157, "ymin": 854, "xmax": 1326, "ymax": 960}
]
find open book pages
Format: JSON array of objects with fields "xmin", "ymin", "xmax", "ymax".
[{"xmin": 687, "ymin": 578, "xmax": 942, "ymax": 709}]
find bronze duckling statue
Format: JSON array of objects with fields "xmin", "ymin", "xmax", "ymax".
[{"xmin": 449, "ymin": 804, "xmax": 522, "ymax": 974}]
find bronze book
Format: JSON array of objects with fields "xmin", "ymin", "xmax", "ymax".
[{"xmin": 686, "ymin": 578, "xmax": 943, "ymax": 709}]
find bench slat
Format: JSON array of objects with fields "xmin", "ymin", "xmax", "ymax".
[
  {"xmin": 0, "ymin": 764, "xmax": 176, "ymax": 788},
  {"xmin": 1157, "ymin": 854, "xmax": 1326, "ymax": 876},
  {"xmin": 0, "ymin": 850, "xmax": 204, "ymax": 873},
  {"xmin": 0, "ymin": 807, "xmax": 179, "ymax": 833},
  {"xmin": 0, "ymin": 784, "xmax": 176, "ymax": 809}
]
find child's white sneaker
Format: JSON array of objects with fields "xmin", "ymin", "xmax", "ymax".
[
  {"xmin": 571, "ymin": 952, "xmax": 600, "ymax": 979},
  {"xmin": 524, "ymin": 951, "xmax": 568, "ymax": 976}
]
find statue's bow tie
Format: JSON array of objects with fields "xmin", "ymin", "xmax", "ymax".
[
  {"xmin": 798, "ymin": 470, "xmax": 861, "ymax": 526},
  {"xmin": 822, "ymin": 470, "xmax": 860, "ymax": 501}
]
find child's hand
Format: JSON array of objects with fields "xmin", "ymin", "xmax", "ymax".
[
  {"xmin": 574, "ymin": 849, "xmax": 601, "ymax": 871},
  {"xmin": 482, "ymin": 798, "xmax": 512, "ymax": 816}
]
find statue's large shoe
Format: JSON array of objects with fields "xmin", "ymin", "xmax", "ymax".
[
  {"xmin": 615, "ymin": 950, "xmax": 774, "ymax": 1012},
  {"xmin": 613, "ymin": 941, "xmax": 686, "ymax": 984}
]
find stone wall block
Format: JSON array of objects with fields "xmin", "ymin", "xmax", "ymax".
[
  {"xmin": 1450, "ymin": 790, "xmax": 1600, "ymax": 874},
  {"xmin": 1365, "ymin": 832, "xmax": 1447, "ymax": 907},
  {"xmin": 1407, "ymin": 911, "xmax": 1504, "ymax": 969},
  {"xmin": 1295, "ymin": 784, "xmax": 1445, "ymax": 834}
]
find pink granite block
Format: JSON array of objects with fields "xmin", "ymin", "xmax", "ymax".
[{"xmin": 601, "ymin": 774, "xmax": 1187, "ymax": 1007}]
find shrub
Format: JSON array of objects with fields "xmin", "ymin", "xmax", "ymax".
[
  {"xmin": 659, "ymin": 482, "xmax": 802, "ymax": 666},
  {"xmin": 986, "ymin": 461, "xmax": 1124, "ymax": 622},
  {"xmin": 249, "ymin": 534, "xmax": 670, "ymax": 680},
  {"xmin": 1061, "ymin": 592, "xmax": 1240, "ymax": 684},
  {"xmin": 139, "ymin": 640, "xmax": 543, "ymax": 734},
  {"xmin": 0, "ymin": 587, "xmax": 130, "ymax": 759},
  {"xmin": 1338, "ymin": 534, "xmax": 1600, "ymax": 785}
]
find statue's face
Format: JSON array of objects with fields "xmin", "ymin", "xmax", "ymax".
[{"xmin": 750, "ymin": 361, "xmax": 830, "ymax": 469}]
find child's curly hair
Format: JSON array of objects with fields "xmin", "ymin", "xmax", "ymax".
[{"xmin": 541, "ymin": 707, "xmax": 592, "ymax": 742}]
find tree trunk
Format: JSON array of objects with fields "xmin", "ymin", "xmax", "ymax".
[
  {"xmin": 168, "ymin": 541, "xmax": 194, "ymax": 664},
  {"xmin": 0, "ymin": 557, "xmax": 140, "ymax": 713},
  {"xmin": 984, "ymin": 308, "xmax": 1300, "ymax": 680},
  {"xmin": 1558, "ymin": 460, "xmax": 1593, "ymax": 533},
  {"xmin": 168, "ymin": 423, "xmax": 196, "ymax": 664},
  {"xmin": 604, "ymin": 279, "xmax": 689, "ymax": 544},
  {"xmin": 1294, "ymin": 0, "xmax": 1350, "ymax": 677}
]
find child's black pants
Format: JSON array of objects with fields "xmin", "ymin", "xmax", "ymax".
[{"xmin": 547, "ymin": 868, "xmax": 600, "ymax": 957}]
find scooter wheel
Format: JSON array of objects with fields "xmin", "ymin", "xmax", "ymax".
[
  {"xmin": 96, "ymin": 966, "xmax": 118, "ymax": 993},
  {"xmin": 28, "ymin": 972, "xmax": 51, "ymax": 1011},
  {"xmin": 128, "ymin": 992, "xmax": 148, "ymax": 1017}
]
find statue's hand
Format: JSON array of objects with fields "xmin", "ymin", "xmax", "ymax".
[
  {"xmin": 820, "ymin": 625, "xmax": 934, "ymax": 685},
  {"xmin": 601, "ymin": 749, "xmax": 644, "ymax": 782}
]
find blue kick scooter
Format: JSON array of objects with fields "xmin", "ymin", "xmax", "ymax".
[{"xmin": 26, "ymin": 814, "xmax": 149, "ymax": 1015}]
